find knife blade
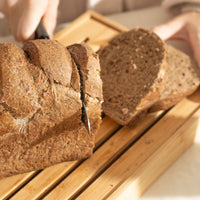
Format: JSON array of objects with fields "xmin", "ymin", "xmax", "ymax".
[{"xmin": 35, "ymin": 22, "xmax": 91, "ymax": 136}]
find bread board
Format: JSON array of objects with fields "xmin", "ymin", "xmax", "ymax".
[{"xmin": 0, "ymin": 11, "xmax": 200, "ymax": 200}]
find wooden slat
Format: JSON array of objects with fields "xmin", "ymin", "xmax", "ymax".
[
  {"xmin": 75, "ymin": 89, "xmax": 200, "ymax": 200},
  {"xmin": 10, "ymin": 117, "xmax": 120, "ymax": 200},
  {"xmin": 43, "ymin": 111, "xmax": 164, "ymax": 200},
  {"xmin": 94, "ymin": 117, "xmax": 121, "ymax": 148},
  {"xmin": 0, "ymin": 172, "xmax": 36, "ymax": 200},
  {"xmin": 106, "ymin": 109, "xmax": 200, "ymax": 200}
]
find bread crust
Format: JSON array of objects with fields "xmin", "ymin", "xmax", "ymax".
[
  {"xmin": 0, "ymin": 41, "xmax": 102, "ymax": 178},
  {"xmin": 150, "ymin": 45, "xmax": 200, "ymax": 112},
  {"xmin": 99, "ymin": 28, "xmax": 167, "ymax": 126},
  {"xmin": 150, "ymin": 86, "xmax": 198, "ymax": 112},
  {"xmin": 67, "ymin": 43, "xmax": 103, "ymax": 133}
]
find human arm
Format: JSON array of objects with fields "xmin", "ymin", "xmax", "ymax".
[{"xmin": 153, "ymin": 11, "xmax": 200, "ymax": 67}]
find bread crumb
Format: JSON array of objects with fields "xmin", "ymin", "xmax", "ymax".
[
  {"xmin": 122, "ymin": 108, "xmax": 129, "ymax": 114},
  {"xmin": 133, "ymin": 64, "xmax": 137, "ymax": 69},
  {"xmin": 0, "ymin": 105, "xmax": 4, "ymax": 113}
]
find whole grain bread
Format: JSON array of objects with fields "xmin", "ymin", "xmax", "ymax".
[
  {"xmin": 150, "ymin": 45, "xmax": 200, "ymax": 112},
  {"xmin": 99, "ymin": 28, "xmax": 166, "ymax": 126},
  {"xmin": 0, "ymin": 40, "xmax": 102, "ymax": 178},
  {"xmin": 67, "ymin": 43, "xmax": 103, "ymax": 128}
]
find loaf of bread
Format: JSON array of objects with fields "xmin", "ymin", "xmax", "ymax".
[
  {"xmin": 99, "ymin": 28, "xmax": 200, "ymax": 126},
  {"xmin": 150, "ymin": 45, "xmax": 200, "ymax": 112},
  {"xmin": 99, "ymin": 28, "xmax": 166, "ymax": 126},
  {"xmin": 0, "ymin": 40, "xmax": 102, "ymax": 178}
]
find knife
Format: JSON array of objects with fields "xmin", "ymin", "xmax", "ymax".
[
  {"xmin": 35, "ymin": 22, "xmax": 91, "ymax": 136},
  {"xmin": 35, "ymin": 21, "xmax": 50, "ymax": 39}
]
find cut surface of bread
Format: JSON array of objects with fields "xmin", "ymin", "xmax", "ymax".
[
  {"xmin": 99, "ymin": 28, "xmax": 166, "ymax": 125},
  {"xmin": 150, "ymin": 45, "xmax": 200, "ymax": 112},
  {"xmin": 0, "ymin": 41, "xmax": 102, "ymax": 178}
]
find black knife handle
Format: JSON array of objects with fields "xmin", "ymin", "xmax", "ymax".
[{"xmin": 35, "ymin": 22, "xmax": 50, "ymax": 39}]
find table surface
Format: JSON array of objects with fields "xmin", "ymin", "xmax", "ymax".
[{"xmin": 107, "ymin": 6, "xmax": 200, "ymax": 200}]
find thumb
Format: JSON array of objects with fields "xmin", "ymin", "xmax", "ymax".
[{"xmin": 152, "ymin": 14, "xmax": 187, "ymax": 41}]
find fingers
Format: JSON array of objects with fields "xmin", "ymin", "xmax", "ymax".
[
  {"xmin": 16, "ymin": 0, "xmax": 49, "ymax": 41},
  {"xmin": 153, "ymin": 12, "xmax": 200, "ymax": 68},
  {"xmin": 152, "ymin": 14, "xmax": 187, "ymax": 41},
  {"xmin": 42, "ymin": 0, "xmax": 59, "ymax": 39},
  {"xmin": 16, "ymin": 0, "xmax": 59, "ymax": 41}
]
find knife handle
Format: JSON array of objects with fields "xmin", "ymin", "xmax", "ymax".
[{"xmin": 35, "ymin": 22, "xmax": 50, "ymax": 40}]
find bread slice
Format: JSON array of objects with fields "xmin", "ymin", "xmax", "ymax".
[
  {"xmin": 150, "ymin": 45, "xmax": 200, "ymax": 112},
  {"xmin": 0, "ymin": 41, "xmax": 102, "ymax": 178},
  {"xmin": 99, "ymin": 28, "xmax": 166, "ymax": 126},
  {"xmin": 67, "ymin": 43, "xmax": 103, "ymax": 134}
]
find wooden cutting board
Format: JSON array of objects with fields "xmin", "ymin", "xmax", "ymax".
[{"xmin": 1, "ymin": 11, "xmax": 200, "ymax": 200}]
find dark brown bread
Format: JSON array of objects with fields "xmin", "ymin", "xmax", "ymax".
[
  {"xmin": 67, "ymin": 43, "xmax": 103, "ymax": 131},
  {"xmin": 150, "ymin": 45, "xmax": 200, "ymax": 112},
  {"xmin": 99, "ymin": 28, "xmax": 166, "ymax": 126},
  {"xmin": 0, "ymin": 41, "xmax": 102, "ymax": 178},
  {"xmin": 0, "ymin": 43, "xmax": 40, "ymax": 119}
]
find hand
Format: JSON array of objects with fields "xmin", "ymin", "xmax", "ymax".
[
  {"xmin": 153, "ymin": 12, "xmax": 200, "ymax": 67},
  {"xmin": 0, "ymin": 0, "xmax": 59, "ymax": 42}
]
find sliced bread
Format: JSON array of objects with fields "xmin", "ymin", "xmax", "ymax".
[
  {"xmin": 150, "ymin": 45, "xmax": 200, "ymax": 112},
  {"xmin": 67, "ymin": 43, "xmax": 103, "ymax": 133},
  {"xmin": 99, "ymin": 28, "xmax": 166, "ymax": 126},
  {"xmin": 0, "ymin": 41, "xmax": 102, "ymax": 178}
]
